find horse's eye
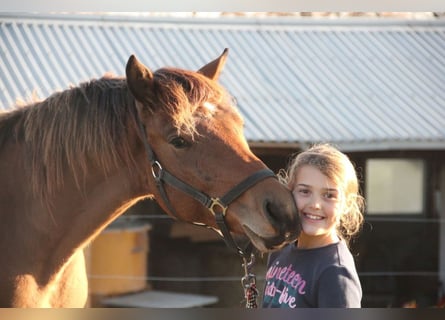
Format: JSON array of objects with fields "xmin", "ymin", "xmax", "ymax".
[{"xmin": 169, "ymin": 136, "xmax": 190, "ymax": 149}]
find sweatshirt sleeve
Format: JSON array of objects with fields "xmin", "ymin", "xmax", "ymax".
[{"xmin": 316, "ymin": 265, "xmax": 362, "ymax": 308}]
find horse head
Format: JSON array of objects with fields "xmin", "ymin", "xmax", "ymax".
[{"xmin": 126, "ymin": 49, "xmax": 301, "ymax": 252}]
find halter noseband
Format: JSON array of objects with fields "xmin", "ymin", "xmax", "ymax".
[{"xmin": 137, "ymin": 119, "xmax": 276, "ymax": 257}]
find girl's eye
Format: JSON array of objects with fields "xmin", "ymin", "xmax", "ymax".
[
  {"xmin": 325, "ymin": 192, "xmax": 338, "ymax": 200},
  {"xmin": 298, "ymin": 188, "xmax": 310, "ymax": 195},
  {"xmin": 169, "ymin": 136, "xmax": 190, "ymax": 149}
]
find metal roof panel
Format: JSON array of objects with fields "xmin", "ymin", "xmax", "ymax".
[{"xmin": 1, "ymin": 14, "xmax": 445, "ymax": 151}]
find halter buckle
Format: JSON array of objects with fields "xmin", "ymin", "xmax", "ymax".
[{"xmin": 209, "ymin": 197, "xmax": 228, "ymax": 217}]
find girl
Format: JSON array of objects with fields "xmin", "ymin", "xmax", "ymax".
[{"xmin": 262, "ymin": 144, "xmax": 364, "ymax": 308}]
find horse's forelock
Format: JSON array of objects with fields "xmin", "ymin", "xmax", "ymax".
[{"xmin": 153, "ymin": 68, "xmax": 229, "ymax": 136}]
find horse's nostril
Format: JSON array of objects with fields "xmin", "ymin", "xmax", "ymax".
[
  {"xmin": 264, "ymin": 199, "xmax": 280, "ymax": 226},
  {"xmin": 264, "ymin": 199, "xmax": 300, "ymax": 240}
]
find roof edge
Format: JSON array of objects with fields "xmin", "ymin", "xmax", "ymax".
[
  {"xmin": 1, "ymin": 12, "xmax": 444, "ymax": 28},
  {"xmin": 249, "ymin": 141, "xmax": 445, "ymax": 152}
]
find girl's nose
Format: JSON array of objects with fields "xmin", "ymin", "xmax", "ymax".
[{"xmin": 310, "ymin": 196, "xmax": 321, "ymax": 210}]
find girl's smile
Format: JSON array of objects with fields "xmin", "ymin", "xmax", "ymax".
[{"xmin": 302, "ymin": 212, "xmax": 325, "ymax": 221}]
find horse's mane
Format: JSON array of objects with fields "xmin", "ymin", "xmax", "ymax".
[
  {"xmin": 0, "ymin": 76, "xmax": 139, "ymax": 201},
  {"xmin": 0, "ymin": 67, "xmax": 230, "ymax": 203}
]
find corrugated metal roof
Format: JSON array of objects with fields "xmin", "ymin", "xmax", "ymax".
[{"xmin": 1, "ymin": 13, "xmax": 445, "ymax": 151}]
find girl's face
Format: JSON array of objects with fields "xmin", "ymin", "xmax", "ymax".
[{"xmin": 292, "ymin": 165, "xmax": 345, "ymax": 249}]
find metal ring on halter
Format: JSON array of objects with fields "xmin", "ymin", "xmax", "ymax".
[
  {"xmin": 151, "ymin": 161, "xmax": 163, "ymax": 181},
  {"xmin": 208, "ymin": 197, "xmax": 228, "ymax": 217}
]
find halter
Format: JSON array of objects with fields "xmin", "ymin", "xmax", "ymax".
[{"xmin": 136, "ymin": 118, "xmax": 276, "ymax": 258}]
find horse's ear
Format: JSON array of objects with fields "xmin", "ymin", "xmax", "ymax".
[
  {"xmin": 197, "ymin": 48, "xmax": 229, "ymax": 81},
  {"xmin": 126, "ymin": 55, "xmax": 155, "ymax": 104}
]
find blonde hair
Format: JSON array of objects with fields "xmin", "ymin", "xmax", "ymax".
[{"xmin": 279, "ymin": 143, "xmax": 364, "ymax": 243}]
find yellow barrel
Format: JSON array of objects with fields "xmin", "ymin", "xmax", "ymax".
[{"xmin": 87, "ymin": 221, "xmax": 152, "ymax": 296}]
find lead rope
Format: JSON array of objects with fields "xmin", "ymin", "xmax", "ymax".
[{"xmin": 241, "ymin": 253, "xmax": 258, "ymax": 308}]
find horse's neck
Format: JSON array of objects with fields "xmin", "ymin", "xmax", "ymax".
[
  {"xmin": 15, "ymin": 163, "xmax": 149, "ymax": 284},
  {"xmin": 48, "ymin": 167, "xmax": 146, "ymax": 265},
  {"xmin": 0, "ymin": 148, "xmax": 150, "ymax": 306}
]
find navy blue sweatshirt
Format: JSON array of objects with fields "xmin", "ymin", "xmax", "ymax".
[{"xmin": 262, "ymin": 240, "xmax": 362, "ymax": 308}]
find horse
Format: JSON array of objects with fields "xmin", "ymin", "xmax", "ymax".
[{"xmin": 0, "ymin": 49, "xmax": 300, "ymax": 307}]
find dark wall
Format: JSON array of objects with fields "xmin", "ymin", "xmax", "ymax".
[
  {"xmin": 348, "ymin": 150, "xmax": 444, "ymax": 307},
  {"xmin": 352, "ymin": 219, "xmax": 439, "ymax": 307}
]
